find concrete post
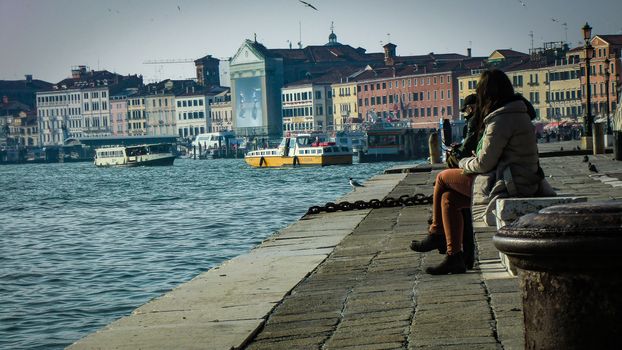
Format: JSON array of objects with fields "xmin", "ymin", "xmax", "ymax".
[
  {"xmin": 493, "ymin": 201, "xmax": 622, "ymax": 350},
  {"xmin": 615, "ymin": 131, "xmax": 622, "ymax": 161},
  {"xmin": 592, "ymin": 122, "xmax": 605, "ymax": 155},
  {"xmin": 428, "ymin": 132, "xmax": 441, "ymax": 164}
]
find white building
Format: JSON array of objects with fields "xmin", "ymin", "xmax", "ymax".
[
  {"xmin": 210, "ymin": 91, "xmax": 232, "ymax": 132},
  {"xmin": 145, "ymin": 92, "xmax": 176, "ymax": 136},
  {"xmin": 281, "ymin": 83, "xmax": 332, "ymax": 133},
  {"xmin": 36, "ymin": 88, "xmax": 84, "ymax": 145},
  {"xmin": 81, "ymin": 87, "xmax": 111, "ymax": 138},
  {"xmin": 175, "ymin": 93, "xmax": 212, "ymax": 139}
]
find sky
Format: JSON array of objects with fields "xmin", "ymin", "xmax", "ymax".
[{"xmin": 1, "ymin": 0, "xmax": 622, "ymax": 83}]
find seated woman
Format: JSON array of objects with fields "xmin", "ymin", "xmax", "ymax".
[{"xmin": 410, "ymin": 69, "xmax": 541, "ymax": 275}]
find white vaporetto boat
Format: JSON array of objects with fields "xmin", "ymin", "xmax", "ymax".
[{"xmin": 94, "ymin": 143, "xmax": 175, "ymax": 167}]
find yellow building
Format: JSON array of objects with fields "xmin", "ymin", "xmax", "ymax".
[
  {"xmin": 331, "ymin": 80, "xmax": 359, "ymax": 131},
  {"xmin": 457, "ymin": 71, "xmax": 481, "ymax": 108},
  {"xmin": 127, "ymin": 96, "xmax": 146, "ymax": 136},
  {"xmin": 542, "ymin": 59, "xmax": 582, "ymax": 121},
  {"xmin": 505, "ymin": 66, "xmax": 548, "ymax": 120}
]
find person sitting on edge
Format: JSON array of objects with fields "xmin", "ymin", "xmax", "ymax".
[
  {"xmin": 410, "ymin": 69, "xmax": 541, "ymax": 275},
  {"xmin": 446, "ymin": 93, "xmax": 480, "ymax": 168}
]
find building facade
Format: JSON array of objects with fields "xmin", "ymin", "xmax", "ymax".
[
  {"xmin": 281, "ymin": 83, "xmax": 332, "ymax": 133},
  {"xmin": 584, "ymin": 35, "xmax": 622, "ymax": 117},
  {"xmin": 176, "ymin": 94, "xmax": 210, "ymax": 139},
  {"xmin": 229, "ymin": 40, "xmax": 285, "ymax": 138},
  {"xmin": 331, "ymin": 80, "xmax": 359, "ymax": 131},
  {"xmin": 110, "ymin": 94, "xmax": 130, "ymax": 136},
  {"xmin": 145, "ymin": 92, "xmax": 176, "ymax": 136},
  {"xmin": 127, "ymin": 96, "xmax": 146, "ymax": 136},
  {"xmin": 356, "ymin": 66, "xmax": 460, "ymax": 129},
  {"xmin": 543, "ymin": 58, "xmax": 582, "ymax": 121},
  {"xmin": 36, "ymin": 89, "xmax": 83, "ymax": 145},
  {"xmin": 210, "ymin": 91, "xmax": 233, "ymax": 132},
  {"xmin": 195, "ymin": 55, "xmax": 221, "ymax": 87}
]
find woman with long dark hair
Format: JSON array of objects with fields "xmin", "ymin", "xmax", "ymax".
[{"xmin": 410, "ymin": 69, "xmax": 541, "ymax": 275}]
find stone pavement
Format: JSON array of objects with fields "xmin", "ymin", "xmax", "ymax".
[
  {"xmin": 69, "ymin": 141, "xmax": 622, "ymax": 349},
  {"xmin": 244, "ymin": 147, "xmax": 622, "ymax": 350}
]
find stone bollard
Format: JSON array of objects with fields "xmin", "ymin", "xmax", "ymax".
[
  {"xmin": 493, "ymin": 201, "xmax": 622, "ymax": 350},
  {"xmin": 428, "ymin": 132, "xmax": 441, "ymax": 164},
  {"xmin": 614, "ymin": 130, "xmax": 622, "ymax": 161},
  {"xmin": 592, "ymin": 122, "xmax": 605, "ymax": 155}
]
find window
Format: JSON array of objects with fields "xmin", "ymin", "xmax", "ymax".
[{"xmin": 177, "ymin": 101, "xmax": 181, "ymax": 107}]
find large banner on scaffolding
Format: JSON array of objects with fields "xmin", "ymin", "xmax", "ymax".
[{"xmin": 234, "ymin": 77, "xmax": 263, "ymax": 128}]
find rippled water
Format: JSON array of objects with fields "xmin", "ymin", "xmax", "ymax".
[{"xmin": 0, "ymin": 158, "xmax": 414, "ymax": 349}]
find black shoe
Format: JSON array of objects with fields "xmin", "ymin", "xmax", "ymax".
[
  {"xmin": 464, "ymin": 254, "xmax": 475, "ymax": 270},
  {"xmin": 425, "ymin": 252, "xmax": 467, "ymax": 275},
  {"xmin": 410, "ymin": 234, "xmax": 446, "ymax": 254}
]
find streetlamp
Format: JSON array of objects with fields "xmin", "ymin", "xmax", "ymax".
[
  {"xmin": 605, "ymin": 57, "xmax": 612, "ymax": 134},
  {"xmin": 582, "ymin": 22, "xmax": 594, "ymax": 137}
]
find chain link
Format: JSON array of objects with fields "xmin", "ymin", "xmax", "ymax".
[{"xmin": 305, "ymin": 193, "xmax": 432, "ymax": 215}]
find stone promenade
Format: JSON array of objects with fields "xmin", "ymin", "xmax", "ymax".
[{"xmin": 69, "ymin": 141, "xmax": 622, "ymax": 350}]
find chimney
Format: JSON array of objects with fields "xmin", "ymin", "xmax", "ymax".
[
  {"xmin": 467, "ymin": 48, "xmax": 472, "ymax": 58},
  {"xmin": 383, "ymin": 43, "xmax": 396, "ymax": 66},
  {"xmin": 25, "ymin": 74, "xmax": 33, "ymax": 84}
]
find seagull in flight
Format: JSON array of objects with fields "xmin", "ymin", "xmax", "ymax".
[
  {"xmin": 299, "ymin": 0, "xmax": 318, "ymax": 11},
  {"xmin": 349, "ymin": 177, "xmax": 364, "ymax": 190}
]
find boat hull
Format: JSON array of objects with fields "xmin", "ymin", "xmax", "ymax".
[
  {"xmin": 95, "ymin": 155, "xmax": 175, "ymax": 167},
  {"xmin": 245, "ymin": 154, "xmax": 352, "ymax": 167}
]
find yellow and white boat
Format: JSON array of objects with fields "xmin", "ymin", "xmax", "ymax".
[{"xmin": 245, "ymin": 134, "xmax": 353, "ymax": 167}]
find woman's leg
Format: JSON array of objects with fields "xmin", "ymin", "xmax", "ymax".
[
  {"xmin": 440, "ymin": 190, "xmax": 472, "ymax": 255},
  {"xmin": 411, "ymin": 169, "xmax": 472, "ymax": 253},
  {"xmin": 430, "ymin": 169, "xmax": 473, "ymax": 235}
]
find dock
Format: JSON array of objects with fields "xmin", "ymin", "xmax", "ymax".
[{"xmin": 69, "ymin": 140, "xmax": 622, "ymax": 349}]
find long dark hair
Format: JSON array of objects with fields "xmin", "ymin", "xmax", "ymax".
[{"xmin": 475, "ymin": 69, "xmax": 515, "ymax": 119}]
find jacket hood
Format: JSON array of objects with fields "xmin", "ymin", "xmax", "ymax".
[{"xmin": 484, "ymin": 94, "xmax": 536, "ymax": 123}]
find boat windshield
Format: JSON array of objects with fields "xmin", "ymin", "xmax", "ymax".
[
  {"xmin": 147, "ymin": 144, "xmax": 171, "ymax": 153},
  {"xmin": 126, "ymin": 146, "xmax": 148, "ymax": 156},
  {"xmin": 368, "ymin": 134, "xmax": 399, "ymax": 146}
]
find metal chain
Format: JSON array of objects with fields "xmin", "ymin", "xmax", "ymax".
[{"xmin": 305, "ymin": 193, "xmax": 433, "ymax": 215}]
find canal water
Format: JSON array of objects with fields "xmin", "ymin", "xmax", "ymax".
[{"xmin": 0, "ymin": 158, "xmax": 415, "ymax": 349}]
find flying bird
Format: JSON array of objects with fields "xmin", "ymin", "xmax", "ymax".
[
  {"xmin": 299, "ymin": 0, "xmax": 318, "ymax": 11},
  {"xmin": 349, "ymin": 177, "xmax": 364, "ymax": 190},
  {"xmin": 177, "ymin": 5, "xmax": 181, "ymax": 11}
]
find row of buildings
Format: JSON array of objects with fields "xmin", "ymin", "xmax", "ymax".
[{"xmin": 2, "ymin": 28, "xmax": 621, "ymax": 147}]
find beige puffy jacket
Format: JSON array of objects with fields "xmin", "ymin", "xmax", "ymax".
[{"xmin": 459, "ymin": 100, "xmax": 540, "ymax": 200}]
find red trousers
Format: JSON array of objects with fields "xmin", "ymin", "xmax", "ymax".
[{"xmin": 429, "ymin": 169, "xmax": 474, "ymax": 255}]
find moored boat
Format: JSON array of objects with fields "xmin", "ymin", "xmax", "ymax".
[
  {"xmin": 359, "ymin": 121, "xmax": 426, "ymax": 163},
  {"xmin": 245, "ymin": 134, "xmax": 352, "ymax": 167},
  {"xmin": 94, "ymin": 143, "xmax": 175, "ymax": 167}
]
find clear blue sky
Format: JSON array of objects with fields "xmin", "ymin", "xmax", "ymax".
[{"xmin": 1, "ymin": 0, "xmax": 621, "ymax": 83}]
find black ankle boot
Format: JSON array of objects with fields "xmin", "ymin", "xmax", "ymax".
[
  {"xmin": 425, "ymin": 252, "xmax": 467, "ymax": 275},
  {"xmin": 410, "ymin": 234, "xmax": 446, "ymax": 254}
]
